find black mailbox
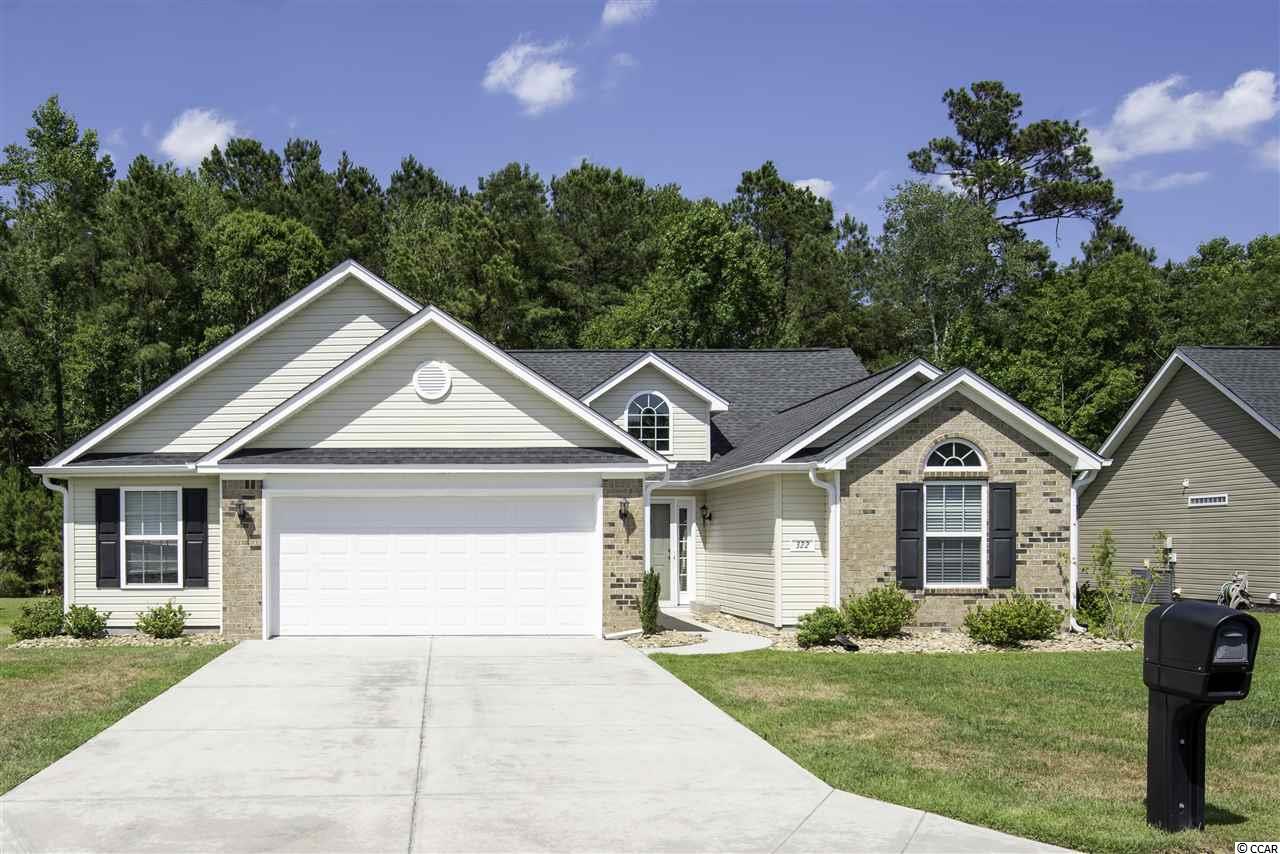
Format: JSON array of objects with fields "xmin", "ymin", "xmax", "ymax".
[{"xmin": 1143, "ymin": 601, "xmax": 1261, "ymax": 831}]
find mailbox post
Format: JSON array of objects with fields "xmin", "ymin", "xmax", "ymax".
[{"xmin": 1143, "ymin": 601, "xmax": 1260, "ymax": 831}]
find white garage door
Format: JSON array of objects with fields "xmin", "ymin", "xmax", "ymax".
[{"xmin": 270, "ymin": 494, "xmax": 599, "ymax": 636}]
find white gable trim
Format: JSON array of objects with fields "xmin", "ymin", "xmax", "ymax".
[
  {"xmin": 820, "ymin": 370, "xmax": 1107, "ymax": 471},
  {"xmin": 581, "ymin": 353, "xmax": 730, "ymax": 412},
  {"xmin": 45, "ymin": 260, "xmax": 420, "ymax": 467},
  {"xmin": 1096, "ymin": 350, "xmax": 1280, "ymax": 463},
  {"xmin": 198, "ymin": 307, "xmax": 671, "ymax": 467},
  {"xmin": 767, "ymin": 359, "xmax": 942, "ymax": 464}
]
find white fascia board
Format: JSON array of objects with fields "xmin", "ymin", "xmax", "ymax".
[
  {"xmin": 199, "ymin": 307, "xmax": 670, "ymax": 467},
  {"xmin": 581, "ymin": 353, "xmax": 730, "ymax": 412},
  {"xmin": 661, "ymin": 462, "xmax": 812, "ymax": 491},
  {"xmin": 200, "ymin": 464, "xmax": 667, "ymax": 475},
  {"xmin": 821, "ymin": 371, "xmax": 1108, "ymax": 472},
  {"xmin": 30, "ymin": 465, "xmax": 196, "ymax": 477},
  {"xmin": 45, "ymin": 260, "xmax": 420, "ymax": 467},
  {"xmin": 767, "ymin": 359, "xmax": 943, "ymax": 464},
  {"xmin": 1097, "ymin": 351, "xmax": 1280, "ymax": 463}
]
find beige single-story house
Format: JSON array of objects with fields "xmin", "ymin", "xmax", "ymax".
[
  {"xmin": 34, "ymin": 261, "xmax": 1106, "ymax": 638},
  {"xmin": 1079, "ymin": 346, "xmax": 1280, "ymax": 604}
]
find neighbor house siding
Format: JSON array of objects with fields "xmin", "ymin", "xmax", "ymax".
[
  {"xmin": 68, "ymin": 476, "xmax": 222, "ymax": 628},
  {"xmin": 252, "ymin": 324, "xmax": 620, "ymax": 449},
  {"xmin": 701, "ymin": 476, "xmax": 778, "ymax": 624},
  {"xmin": 98, "ymin": 278, "xmax": 409, "ymax": 453},
  {"xmin": 1079, "ymin": 366, "xmax": 1280, "ymax": 601},
  {"xmin": 591, "ymin": 365, "xmax": 711, "ymax": 461},
  {"xmin": 780, "ymin": 473, "xmax": 829, "ymax": 622}
]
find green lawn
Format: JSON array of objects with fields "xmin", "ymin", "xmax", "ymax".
[
  {"xmin": 0, "ymin": 597, "xmax": 231, "ymax": 794},
  {"xmin": 655, "ymin": 611, "xmax": 1280, "ymax": 854}
]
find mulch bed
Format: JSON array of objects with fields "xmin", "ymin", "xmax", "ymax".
[{"xmin": 9, "ymin": 633, "xmax": 231, "ymax": 649}]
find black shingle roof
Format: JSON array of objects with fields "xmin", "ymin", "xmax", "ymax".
[
  {"xmin": 66, "ymin": 452, "xmax": 204, "ymax": 467},
  {"xmin": 221, "ymin": 447, "xmax": 643, "ymax": 466},
  {"xmin": 1178, "ymin": 346, "xmax": 1280, "ymax": 432}
]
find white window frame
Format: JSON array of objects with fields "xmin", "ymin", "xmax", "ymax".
[
  {"xmin": 924, "ymin": 439, "xmax": 987, "ymax": 474},
  {"xmin": 120, "ymin": 486, "xmax": 183, "ymax": 589},
  {"xmin": 625, "ymin": 390, "xmax": 673, "ymax": 454},
  {"xmin": 1187, "ymin": 493, "xmax": 1229, "ymax": 508},
  {"xmin": 922, "ymin": 480, "xmax": 987, "ymax": 589}
]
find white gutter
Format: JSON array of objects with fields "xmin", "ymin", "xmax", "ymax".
[
  {"xmin": 808, "ymin": 465, "xmax": 841, "ymax": 607},
  {"xmin": 40, "ymin": 476, "xmax": 71, "ymax": 611},
  {"xmin": 31, "ymin": 465, "xmax": 194, "ymax": 476},
  {"xmin": 1068, "ymin": 471, "xmax": 1095, "ymax": 633}
]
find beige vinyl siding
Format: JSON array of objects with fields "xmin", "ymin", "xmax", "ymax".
[
  {"xmin": 1080, "ymin": 366, "xmax": 1280, "ymax": 600},
  {"xmin": 253, "ymin": 323, "xmax": 619, "ymax": 448},
  {"xmin": 591, "ymin": 366, "xmax": 711, "ymax": 461},
  {"xmin": 99, "ymin": 277, "xmax": 408, "ymax": 453},
  {"xmin": 69, "ymin": 476, "xmax": 222, "ymax": 628},
  {"xmin": 701, "ymin": 476, "xmax": 778, "ymax": 624},
  {"xmin": 780, "ymin": 474, "xmax": 829, "ymax": 622}
]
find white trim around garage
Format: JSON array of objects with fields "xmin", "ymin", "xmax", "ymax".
[
  {"xmin": 45, "ymin": 261, "xmax": 420, "ymax": 467},
  {"xmin": 582, "ymin": 352, "xmax": 731, "ymax": 412},
  {"xmin": 198, "ymin": 306, "xmax": 671, "ymax": 468}
]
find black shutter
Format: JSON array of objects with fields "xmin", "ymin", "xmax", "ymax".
[
  {"xmin": 183, "ymin": 488, "xmax": 209, "ymax": 588},
  {"xmin": 95, "ymin": 488, "xmax": 121, "ymax": 588},
  {"xmin": 989, "ymin": 482, "xmax": 1016, "ymax": 589},
  {"xmin": 895, "ymin": 483, "xmax": 923, "ymax": 590}
]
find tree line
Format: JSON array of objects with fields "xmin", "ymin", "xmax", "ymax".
[{"xmin": 0, "ymin": 83, "xmax": 1276, "ymax": 593}]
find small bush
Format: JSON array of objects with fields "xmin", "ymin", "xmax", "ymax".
[
  {"xmin": 1075, "ymin": 582, "xmax": 1107, "ymax": 631},
  {"xmin": 136, "ymin": 600, "xmax": 187, "ymax": 639},
  {"xmin": 842, "ymin": 585, "xmax": 917, "ymax": 638},
  {"xmin": 963, "ymin": 596, "xmax": 1061, "ymax": 646},
  {"xmin": 0, "ymin": 570, "xmax": 28, "ymax": 597},
  {"xmin": 796, "ymin": 606, "xmax": 846, "ymax": 648},
  {"xmin": 10, "ymin": 597, "xmax": 65, "ymax": 640},
  {"xmin": 639, "ymin": 570, "xmax": 661, "ymax": 636},
  {"xmin": 64, "ymin": 604, "xmax": 111, "ymax": 639}
]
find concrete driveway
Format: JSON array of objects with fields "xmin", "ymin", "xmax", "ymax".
[{"xmin": 1, "ymin": 637, "xmax": 1067, "ymax": 853}]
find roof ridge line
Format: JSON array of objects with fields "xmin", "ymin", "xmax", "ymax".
[{"xmin": 773, "ymin": 358, "xmax": 920, "ymax": 414}]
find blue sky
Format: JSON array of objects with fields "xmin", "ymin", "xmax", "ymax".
[{"xmin": 2, "ymin": 1, "xmax": 1277, "ymax": 262}]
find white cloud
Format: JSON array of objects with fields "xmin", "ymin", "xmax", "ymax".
[
  {"xmin": 930, "ymin": 173, "xmax": 962, "ymax": 194},
  {"xmin": 1088, "ymin": 70, "xmax": 1278, "ymax": 166},
  {"xmin": 483, "ymin": 39, "xmax": 578, "ymax": 116},
  {"xmin": 601, "ymin": 0, "xmax": 656, "ymax": 28},
  {"xmin": 793, "ymin": 178, "xmax": 834, "ymax": 199},
  {"xmin": 105, "ymin": 127, "xmax": 126, "ymax": 147},
  {"xmin": 860, "ymin": 169, "xmax": 890, "ymax": 195},
  {"xmin": 1120, "ymin": 170, "xmax": 1211, "ymax": 192},
  {"xmin": 611, "ymin": 51, "xmax": 637, "ymax": 68},
  {"xmin": 1257, "ymin": 137, "xmax": 1280, "ymax": 169},
  {"xmin": 158, "ymin": 108, "xmax": 239, "ymax": 167}
]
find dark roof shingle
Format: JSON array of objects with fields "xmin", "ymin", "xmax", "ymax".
[{"xmin": 1178, "ymin": 346, "xmax": 1280, "ymax": 432}]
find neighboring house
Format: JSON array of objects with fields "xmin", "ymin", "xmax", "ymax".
[
  {"xmin": 33, "ymin": 260, "xmax": 1106, "ymax": 639},
  {"xmin": 1079, "ymin": 346, "xmax": 1280, "ymax": 604}
]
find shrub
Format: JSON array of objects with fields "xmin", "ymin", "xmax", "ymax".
[
  {"xmin": 963, "ymin": 596, "xmax": 1061, "ymax": 646},
  {"xmin": 842, "ymin": 585, "xmax": 917, "ymax": 638},
  {"xmin": 10, "ymin": 597, "xmax": 65, "ymax": 640},
  {"xmin": 64, "ymin": 604, "xmax": 111, "ymax": 639},
  {"xmin": 0, "ymin": 570, "xmax": 28, "ymax": 597},
  {"xmin": 1075, "ymin": 581, "xmax": 1108, "ymax": 631},
  {"xmin": 136, "ymin": 600, "xmax": 187, "ymax": 639},
  {"xmin": 796, "ymin": 606, "xmax": 846, "ymax": 648},
  {"xmin": 639, "ymin": 570, "xmax": 661, "ymax": 636}
]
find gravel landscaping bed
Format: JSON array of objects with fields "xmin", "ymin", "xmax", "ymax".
[
  {"xmin": 691, "ymin": 610, "xmax": 1137, "ymax": 653},
  {"xmin": 10, "ymin": 633, "xmax": 231, "ymax": 649},
  {"xmin": 625, "ymin": 630, "xmax": 707, "ymax": 649}
]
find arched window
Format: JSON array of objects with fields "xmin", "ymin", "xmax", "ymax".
[
  {"xmin": 627, "ymin": 392, "xmax": 671, "ymax": 453},
  {"xmin": 926, "ymin": 440, "xmax": 984, "ymax": 470}
]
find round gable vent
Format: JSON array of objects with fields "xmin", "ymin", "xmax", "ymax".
[{"xmin": 413, "ymin": 360, "xmax": 451, "ymax": 401}]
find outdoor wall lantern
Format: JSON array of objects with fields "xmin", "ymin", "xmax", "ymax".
[
  {"xmin": 618, "ymin": 497, "xmax": 630, "ymax": 519},
  {"xmin": 234, "ymin": 499, "xmax": 250, "ymax": 526},
  {"xmin": 700, "ymin": 504, "xmax": 712, "ymax": 524}
]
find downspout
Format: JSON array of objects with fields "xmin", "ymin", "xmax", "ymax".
[
  {"xmin": 41, "ymin": 476, "xmax": 71, "ymax": 612},
  {"xmin": 809, "ymin": 465, "xmax": 840, "ymax": 608},
  {"xmin": 1068, "ymin": 471, "xmax": 1095, "ymax": 633}
]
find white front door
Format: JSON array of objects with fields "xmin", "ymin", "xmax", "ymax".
[
  {"xmin": 269, "ymin": 493, "xmax": 600, "ymax": 636},
  {"xmin": 650, "ymin": 498, "xmax": 695, "ymax": 605}
]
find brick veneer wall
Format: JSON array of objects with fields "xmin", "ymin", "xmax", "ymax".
[
  {"xmin": 840, "ymin": 394, "xmax": 1073, "ymax": 629},
  {"xmin": 222, "ymin": 480, "xmax": 263, "ymax": 639},
  {"xmin": 603, "ymin": 479, "xmax": 645, "ymax": 634}
]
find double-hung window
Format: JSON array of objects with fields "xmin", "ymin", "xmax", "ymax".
[
  {"xmin": 122, "ymin": 488, "xmax": 181, "ymax": 586},
  {"xmin": 923, "ymin": 482, "xmax": 985, "ymax": 587}
]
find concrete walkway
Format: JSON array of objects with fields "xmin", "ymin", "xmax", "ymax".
[{"xmin": 1, "ymin": 637, "xmax": 1070, "ymax": 853}]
